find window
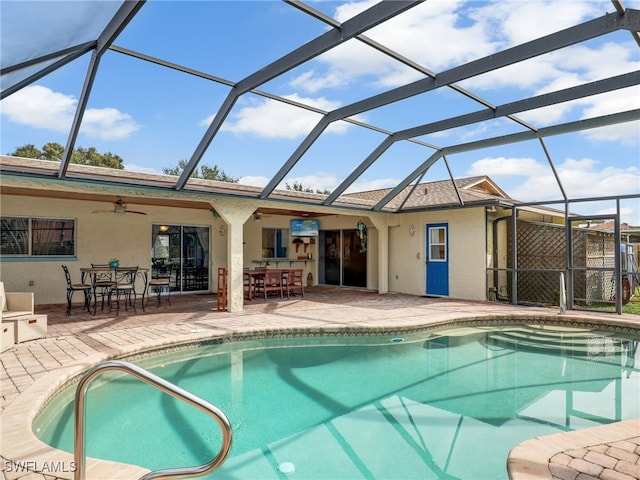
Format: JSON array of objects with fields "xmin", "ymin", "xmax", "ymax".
[
  {"xmin": 428, "ymin": 226, "xmax": 447, "ymax": 261},
  {"xmin": 1, "ymin": 216, "xmax": 76, "ymax": 256},
  {"xmin": 262, "ymin": 228, "xmax": 289, "ymax": 258}
]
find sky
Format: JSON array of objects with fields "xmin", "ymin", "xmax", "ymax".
[{"xmin": 1, "ymin": 0, "xmax": 639, "ymax": 224}]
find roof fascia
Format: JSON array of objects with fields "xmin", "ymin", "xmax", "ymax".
[{"xmin": 461, "ymin": 177, "xmax": 510, "ymax": 199}]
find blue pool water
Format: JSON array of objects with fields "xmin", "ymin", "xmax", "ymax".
[{"xmin": 35, "ymin": 324, "xmax": 639, "ymax": 479}]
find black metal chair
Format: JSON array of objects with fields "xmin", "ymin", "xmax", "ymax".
[
  {"xmin": 90, "ymin": 263, "xmax": 116, "ymax": 314},
  {"xmin": 62, "ymin": 265, "xmax": 91, "ymax": 315},
  {"xmin": 146, "ymin": 263, "xmax": 173, "ymax": 307},
  {"xmin": 109, "ymin": 266, "xmax": 138, "ymax": 315}
]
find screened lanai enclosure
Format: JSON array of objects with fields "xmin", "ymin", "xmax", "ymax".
[{"xmin": 1, "ymin": 0, "xmax": 639, "ymax": 313}]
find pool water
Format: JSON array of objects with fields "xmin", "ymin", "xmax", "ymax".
[{"xmin": 35, "ymin": 324, "xmax": 639, "ymax": 479}]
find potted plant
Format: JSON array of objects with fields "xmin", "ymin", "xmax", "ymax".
[
  {"xmin": 109, "ymin": 257, "xmax": 119, "ymax": 268},
  {"xmin": 356, "ymin": 220, "xmax": 367, "ymax": 253}
]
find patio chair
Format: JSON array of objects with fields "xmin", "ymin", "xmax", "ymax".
[
  {"xmin": 283, "ymin": 269, "xmax": 304, "ymax": 298},
  {"xmin": 61, "ymin": 265, "xmax": 92, "ymax": 315},
  {"xmin": 251, "ymin": 266, "xmax": 267, "ymax": 298},
  {"xmin": 90, "ymin": 263, "xmax": 116, "ymax": 314},
  {"xmin": 147, "ymin": 263, "xmax": 173, "ymax": 307},
  {"xmin": 261, "ymin": 269, "xmax": 283, "ymax": 300},
  {"xmin": 109, "ymin": 266, "xmax": 139, "ymax": 315}
]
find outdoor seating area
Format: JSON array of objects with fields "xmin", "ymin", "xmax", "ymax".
[
  {"xmin": 68, "ymin": 264, "xmax": 153, "ymax": 316},
  {"xmin": 243, "ymin": 268, "xmax": 305, "ymax": 301}
]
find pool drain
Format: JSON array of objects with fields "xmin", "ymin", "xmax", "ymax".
[
  {"xmin": 279, "ymin": 462, "xmax": 295, "ymax": 474},
  {"xmin": 391, "ymin": 337, "xmax": 404, "ymax": 343}
]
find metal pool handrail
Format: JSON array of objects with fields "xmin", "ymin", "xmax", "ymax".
[{"xmin": 73, "ymin": 359, "xmax": 233, "ymax": 480}]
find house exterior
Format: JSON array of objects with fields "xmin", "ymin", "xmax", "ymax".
[{"xmin": 1, "ymin": 155, "xmax": 565, "ymax": 312}]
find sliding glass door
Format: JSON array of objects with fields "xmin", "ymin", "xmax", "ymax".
[
  {"xmin": 152, "ymin": 224, "xmax": 210, "ymax": 292},
  {"xmin": 319, "ymin": 230, "xmax": 366, "ymax": 287}
]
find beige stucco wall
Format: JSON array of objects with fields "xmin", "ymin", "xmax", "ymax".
[
  {"xmin": 1, "ymin": 195, "xmax": 385, "ymax": 305},
  {"xmin": 388, "ymin": 207, "xmax": 488, "ymax": 301},
  {"xmin": 1, "ymin": 192, "xmax": 489, "ymax": 306},
  {"xmin": 0, "ymin": 194, "xmax": 223, "ymax": 305}
]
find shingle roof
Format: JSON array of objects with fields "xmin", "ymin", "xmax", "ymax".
[
  {"xmin": 1, "ymin": 156, "xmax": 524, "ymax": 214},
  {"xmin": 344, "ymin": 176, "xmax": 511, "ymax": 211}
]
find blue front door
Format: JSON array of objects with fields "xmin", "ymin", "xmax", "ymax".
[{"xmin": 426, "ymin": 223, "xmax": 449, "ymax": 296}]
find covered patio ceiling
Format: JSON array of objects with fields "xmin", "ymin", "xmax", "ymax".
[{"xmin": 1, "ymin": 0, "xmax": 639, "ymax": 217}]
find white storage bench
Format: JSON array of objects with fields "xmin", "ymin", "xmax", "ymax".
[
  {"xmin": 1, "ymin": 322, "xmax": 15, "ymax": 352},
  {"xmin": 1, "ymin": 281, "xmax": 48, "ymax": 347},
  {"xmin": 4, "ymin": 315, "xmax": 47, "ymax": 343}
]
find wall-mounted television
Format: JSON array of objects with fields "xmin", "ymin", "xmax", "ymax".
[{"xmin": 291, "ymin": 218, "xmax": 319, "ymax": 237}]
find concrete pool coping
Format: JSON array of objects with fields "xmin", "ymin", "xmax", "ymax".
[{"xmin": 1, "ymin": 289, "xmax": 639, "ymax": 479}]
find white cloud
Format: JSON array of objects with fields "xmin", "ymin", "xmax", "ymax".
[
  {"xmin": 238, "ymin": 175, "xmax": 270, "ymax": 188},
  {"xmin": 291, "ymin": 0, "xmax": 496, "ymax": 92},
  {"xmin": 346, "ymin": 177, "xmax": 400, "ymax": 193},
  {"xmin": 469, "ymin": 1, "xmax": 599, "ymax": 46},
  {"xmin": 594, "ymin": 204, "xmax": 640, "ymax": 227},
  {"xmin": 2, "ymin": 85, "xmax": 75, "ymax": 131},
  {"xmin": 281, "ymin": 172, "xmax": 341, "ymax": 193},
  {"xmin": 466, "ymin": 156, "xmax": 546, "ymax": 178},
  {"xmin": 82, "ymin": 108, "xmax": 139, "ymax": 140},
  {"xmin": 479, "ymin": 157, "xmax": 640, "ymax": 201},
  {"xmin": 467, "ymin": 155, "xmax": 640, "ymax": 223},
  {"xmin": 241, "ymin": 171, "xmax": 399, "ymax": 195},
  {"xmin": 292, "ymin": 0, "xmax": 603, "ymax": 94},
  {"xmin": 1, "ymin": 85, "xmax": 139, "ymax": 140},
  {"xmin": 290, "ymin": 0, "xmax": 637, "ymax": 146},
  {"xmin": 209, "ymin": 94, "xmax": 350, "ymax": 139},
  {"xmin": 124, "ymin": 163, "xmax": 161, "ymax": 175}
]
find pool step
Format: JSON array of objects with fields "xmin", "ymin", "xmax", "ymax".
[{"xmin": 485, "ymin": 326, "xmax": 624, "ymax": 356}]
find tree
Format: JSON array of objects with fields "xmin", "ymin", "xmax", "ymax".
[
  {"xmin": 8, "ymin": 142, "xmax": 124, "ymax": 169},
  {"xmin": 163, "ymin": 160, "xmax": 239, "ymax": 182},
  {"xmin": 286, "ymin": 181, "xmax": 330, "ymax": 195},
  {"xmin": 42, "ymin": 142, "xmax": 64, "ymax": 161},
  {"xmin": 71, "ymin": 146, "xmax": 124, "ymax": 169},
  {"xmin": 10, "ymin": 144, "xmax": 42, "ymax": 159}
]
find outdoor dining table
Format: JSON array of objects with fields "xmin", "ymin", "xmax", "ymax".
[
  {"xmin": 243, "ymin": 268, "xmax": 289, "ymax": 301},
  {"xmin": 80, "ymin": 266, "xmax": 149, "ymax": 314}
]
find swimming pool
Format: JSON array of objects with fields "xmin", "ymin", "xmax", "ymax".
[{"xmin": 34, "ymin": 322, "xmax": 639, "ymax": 479}]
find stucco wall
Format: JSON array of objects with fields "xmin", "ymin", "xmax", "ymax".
[
  {"xmin": 1, "ymin": 195, "xmax": 222, "ymax": 305},
  {"xmin": 1, "ymin": 194, "xmax": 487, "ymax": 305},
  {"xmin": 388, "ymin": 208, "xmax": 487, "ymax": 301},
  {"xmin": 242, "ymin": 215, "xmax": 319, "ymax": 285}
]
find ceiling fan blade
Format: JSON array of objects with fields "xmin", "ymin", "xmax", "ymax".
[
  {"xmin": 127, "ymin": 210, "xmax": 148, "ymax": 215},
  {"xmin": 92, "ymin": 209, "xmax": 114, "ymax": 214}
]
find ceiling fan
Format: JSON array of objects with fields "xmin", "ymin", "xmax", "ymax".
[
  {"xmin": 92, "ymin": 197, "xmax": 147, "ymax": 215},
  {"xmin": 252, "ymin": 209, "xmax": 275, "ymax": 222}
]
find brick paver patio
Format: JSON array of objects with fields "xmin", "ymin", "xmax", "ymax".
[{"xmin": 1, "ymin": 288, "xmax": 639, "ymax": 479}]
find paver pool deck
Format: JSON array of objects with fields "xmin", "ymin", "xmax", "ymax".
[{"xmin": 1, "ymin": 287, "xmax": 639, "ymax": 480}]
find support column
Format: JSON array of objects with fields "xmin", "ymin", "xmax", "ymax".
[
  {"xmin": 369, "ymin": 214, "xmax": 390, "ymax": 294},
  {"xmin": 211, "ymin": 200, "xmax": 254, "ymax": 313}
]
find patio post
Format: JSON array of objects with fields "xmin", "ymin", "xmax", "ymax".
[{"xmin": 211, "ymin": 200, "xmax": 255, "ymax": 313}]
